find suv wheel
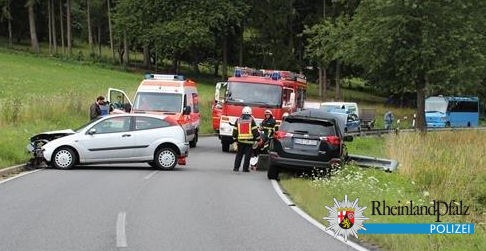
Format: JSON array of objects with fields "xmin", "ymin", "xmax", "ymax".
[
  {"xmin": 189, "ymin": 129, "xmax": 198, "ymax": 148},
  {"xmin": 267, "ymin": 163, "xmax": 279, "ymax": 180},
  {"xmin": 155, "ymin": 148, "xmax": 177, "ymax": 170}
]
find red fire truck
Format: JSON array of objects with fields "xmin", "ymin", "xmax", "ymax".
[{"xmin": 212, "ymin": 67, "xmax": 307, "ymax": 152}]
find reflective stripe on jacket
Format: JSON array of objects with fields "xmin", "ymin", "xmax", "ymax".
[{"xmin": 233, "ymin": 116, "xmax": 259, "ymax": 144}]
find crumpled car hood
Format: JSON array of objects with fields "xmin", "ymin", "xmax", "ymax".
[{"xmin": 30, "ymin": 129, "xmax": 76, "ymax": 142}]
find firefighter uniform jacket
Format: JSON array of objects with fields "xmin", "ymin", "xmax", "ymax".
[
  {"xmin": 260, "ymin": 116, "xmax": 276, "ymax": 140},
  {"xmin": 232, "ymin": 115, "xmax": 260, "ymax": 144}
]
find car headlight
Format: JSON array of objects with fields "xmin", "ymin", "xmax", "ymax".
[{"xmin": 440, "ymin": 117, "xmax": 447, "ymax": 122}]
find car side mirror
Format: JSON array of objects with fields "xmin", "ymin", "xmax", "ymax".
[
  {"xmin": 88, "ymin": 128, "xmax": 97, "ymax": 135},
  {"xmin": 343, "ymin": 135, "xmax": 353, "ymax": 142},
  {"xmin": 183, "ymin": 105, "xmax": 191, "ymax": 115}
]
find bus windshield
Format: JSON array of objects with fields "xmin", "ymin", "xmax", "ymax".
[
  {"xmin": 425, "ymin": 97, "xmax": 448, "ymax": 113},
  {"xmin": 226, "ymin": 82, "xmax": 282, "ymax": 107},
  {"xmin": 133, "ymin": 92, "xmax": 183, "ymax": 112}
]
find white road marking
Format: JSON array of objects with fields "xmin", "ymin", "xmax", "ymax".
[
  {"xmin": 270, "ymin": 180, "xmax": 368, "ymax": 251},
  {"xmin": 144, "ymin": 171, "xmax": 159, "ymax": 180},
  {"xmin": 0, "ymin": 169, "xmax": 42, "ymax": 185},
  {"xmin": 116, "ymin": 212, "xmax": 128, "ymax": 248}
]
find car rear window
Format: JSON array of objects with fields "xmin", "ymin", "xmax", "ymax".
[
  {"xmin": 280, "ymin": 119, "xmax": 336, "ymax": 136},
  {"xmin": 135, "ymin": 116, "xmax": 171, "ymax": 130}
]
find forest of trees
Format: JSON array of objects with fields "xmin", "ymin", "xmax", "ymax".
[{"xmin": 1, "ymin": 0, "xmax": 486, "ymax": 130}]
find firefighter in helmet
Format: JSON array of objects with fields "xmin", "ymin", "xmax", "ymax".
[
  {"xmin": 233, "ymin": 106, "xmax": 260, "ymax": 172},
  {"xmin": 249, "ymin": 109, "xmax": 277, "ymax": 170},
  {"xmin": 260, "ymin": 110, "xmax": 277, "ymax": 143}
]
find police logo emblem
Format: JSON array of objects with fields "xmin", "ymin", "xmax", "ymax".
[{"xmin": 324, "ymin": 195, "xmax": 368, "ymax": 241}]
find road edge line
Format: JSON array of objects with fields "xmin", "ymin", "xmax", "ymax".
[
  {"xmin": 270, "ymin": 180, "xmax": 368, "ymax": 251},
  {"xmin": 0, "ymin": 165, "xmax": 42, "ymax": 185}
]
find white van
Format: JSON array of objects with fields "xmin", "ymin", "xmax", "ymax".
[
  {"xmin": 319, "ymin": 102, "xmax": 359, "ymax": 117},
  {"xmin": 319, "ymin": 102, "xmax": 361, "ymax": 132}
]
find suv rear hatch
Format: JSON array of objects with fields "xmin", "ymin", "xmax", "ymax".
[{"xmin": 274, "ymin": 118, "xmax": 342, "ymax": 162}]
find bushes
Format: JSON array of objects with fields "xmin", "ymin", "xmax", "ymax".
[{"xmin": 1, "ymin": 97, "xmax": 23, "ymax": 125}]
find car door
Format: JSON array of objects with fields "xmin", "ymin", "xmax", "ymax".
[
  {"xmin": 107, "ymin": 88, "xmax": 133, "ymax": 112},
  {"xmin": 76, "ymin": 116, "xmax": 137, "ymax": 162},
  {"xmin": 131, "ymin": 116, "xmax": 175, "ymax": 158}
]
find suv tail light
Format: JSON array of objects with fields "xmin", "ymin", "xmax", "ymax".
[
  {"xmin": 274, "ymin": 131, "xmax": 293, "ymax": 140},
  {"xmin": 320, "ymin": 135, "xmax": 341, "ymax": 146}
]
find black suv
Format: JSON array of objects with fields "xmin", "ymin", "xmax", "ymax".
[{"xmin": 267, "ymin": 109, "xmax": 353, "ymax": 180}]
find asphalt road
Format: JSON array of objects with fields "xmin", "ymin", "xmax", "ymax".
[{"xmin": 0, "ymin": 136, "xmax": 357, "ymax": 251}]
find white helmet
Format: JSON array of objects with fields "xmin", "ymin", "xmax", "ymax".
[{"xmin": 242, "ymin": 106, "xmax": 252, "ymax": 115}]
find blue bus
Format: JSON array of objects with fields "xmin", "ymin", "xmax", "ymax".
[{"xmin": 425, "ymin": 96, "xmax": 479, "ymax": 127}]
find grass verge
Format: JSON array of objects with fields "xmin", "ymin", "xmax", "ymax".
[{"xmin": 280, "ymin": 131, "xmax": 486, "ymax": 250}]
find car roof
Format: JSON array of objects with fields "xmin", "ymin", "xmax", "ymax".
[
  {"xmin": 104, "ymin": 113, "xmax": 167, "ymax": 120},
  {"xmin": 320, "ymin": 102, "xmax": 357, "ymax": 106},
  {"xmin": 287, "ymin": 109, "xmax": 346, "ymax": 135}
]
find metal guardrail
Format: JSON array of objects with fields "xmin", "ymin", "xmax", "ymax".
[
  {"xmin": 348, "ymin": 154, "xmax": 399, "ymax": 172},
  {"xmin": 347, "ymin": 126, "xmax": 486, "ymax": 137}
]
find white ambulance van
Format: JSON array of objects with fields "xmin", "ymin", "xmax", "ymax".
[{"xmin": 108, "ymin": 74, "xmax": 201, "ymax": 147}]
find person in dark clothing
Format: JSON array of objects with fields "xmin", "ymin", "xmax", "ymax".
[
  {"xmin": 384, "ymin": 110, "xmax": 394, "ymax": 130},
  {"xmin": 233, "ymin": 106, "xmax": 260, "ymax": 172},
  {"xmin": 260, "ymin": 109, "xmax": 277, "ymax": 149},
  {"xmin": 89, "ymin": 96, "xmax": 107, "ymax": 120},
  {"xmin": 250, "ymin": 109, "xmax": 276, "ymax": 170}
]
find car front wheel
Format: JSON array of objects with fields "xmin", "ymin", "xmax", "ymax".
[
  {"xmin": 155, "ymin": 148, "xmax": 177, "ymax": 170},
  {"xmin": 52, "ymin": 147, "xmax": 77, "ymax": 169}
]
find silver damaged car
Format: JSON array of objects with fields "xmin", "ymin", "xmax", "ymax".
[{"xmin": 27, "ymin": 114, "xmax": 189, "ymax": 169}]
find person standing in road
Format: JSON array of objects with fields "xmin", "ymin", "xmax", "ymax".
[
  {"xmin": 250, "ymin": 109, "xmax": 277, "ymax": 170},
  {"xmin": 233, "ymin": 106, "xmax": 260, "ymax": 172},
  {"xmin": 260, "ymin": 109, "xmax": 277, "ymax": 147},
  {"xmin": 384, "ymin": 110, "xmax": 394, "ymax": 130}
]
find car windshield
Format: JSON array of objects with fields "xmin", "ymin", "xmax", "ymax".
[
  {"xmin": 133, "ymin": 92, "xmax": 183, "ymax": 112},
  {"xmin": 425, "ymin": 98, "xmax": 447, "ymax": 113},
  {"xmin": 75, "ymin": 117, "xmax": 103, "ymax": 132},
  {"xmin": 321, "ymin": 105, "xmax": 346, "ymax": 114},
  {"xmin": 226, "ymin": 82, "xmax": 282, "ymax": 107},
  {"xmin": 280, "ymin": 119, "xmax": 336, "ymax": 136}
]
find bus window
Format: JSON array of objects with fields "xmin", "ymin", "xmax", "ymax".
[{"xmin": 448, "ymin": 101, "xmax": 479, "ymax": 113}]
